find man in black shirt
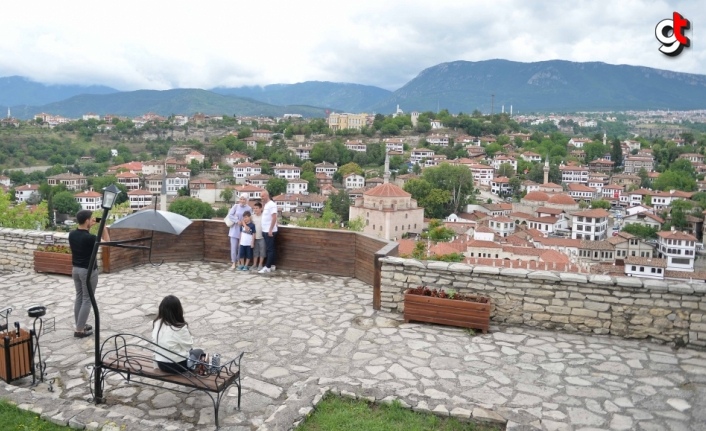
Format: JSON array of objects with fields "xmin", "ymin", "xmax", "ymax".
[{"xmin": 68, "ymin": 210, "xmax": 110, "ymax": 338}]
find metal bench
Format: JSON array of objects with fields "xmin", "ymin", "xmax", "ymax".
[{"xmin": 97, "ymin": 333, "xmax": 243, "ymax": 428}]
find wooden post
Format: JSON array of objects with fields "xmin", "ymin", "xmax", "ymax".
[{"xmin": 373, "ymin": 253, "xmax": 382, "ymax": 310}]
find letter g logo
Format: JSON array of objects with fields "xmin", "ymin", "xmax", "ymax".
[{"xmin": 656, "ymin": 12, "xmax": 691, "ymax": 57}]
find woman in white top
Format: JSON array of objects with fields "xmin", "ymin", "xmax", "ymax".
[{"xmin": 152, "ymin": 295, "xmax": 193, "ymax": 373}]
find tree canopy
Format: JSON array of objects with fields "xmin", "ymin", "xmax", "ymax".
[{"xmin": 168, "ymin": 197, "xmax": 215, "ymax": 219}]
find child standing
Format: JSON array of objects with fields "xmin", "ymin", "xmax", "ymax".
[
  {"xmin": 237, "ymin": 211, "xmax": 256, "ymax": 270},
  {"xmin": 250, "ymin": 202, "xmax": 266, "ymax": 271}
]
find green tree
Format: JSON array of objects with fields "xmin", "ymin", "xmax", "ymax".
[
  {"xmin": 220, "ymin": 187, "xmax": 234, "ymax": 204},
  {"xmin": 591, "ymin": 199, "xmax": 611, "ymax": 209},
  {"xmin": 266, "ymin": 177, "xmax": 287, "ymax": 197},
  {"xmin": 301, "ymin": 161, "xmax": 316, "ymax": 173},
  {"xmin": 301, "ymin": 171, "xmax": 319, "ymax": 193},
  {"xmin": 421, "ymin": 163, "xmax": 474, "ymax": 215},
  {"xmin": 622, "ymin": 223, "xmax": 659, "ymax": 239},
  {"xmin": 0, "ymin": 190, "xmax": 49, "ymax": 229},
  {"xmin": 338, "ymin": 162, "xmax": 363, "ymax": 177},
  {"xmin": 168, "ymin": 197, "xmax": 215, "ymax": 219},
  {"xmin": 428, "ymin": 225, "xmax": 456, "ymax": 242},
  {"xmin": 496, "ymin": 163, "xmax": 514, "ymax": 178},
  {"xmin": 328, "ymin": 189, "xmax": 351, "ymax": 222},
  {"xmin": 610, "ymin": 138, "xmax": 623, "ymax": 170},
  {"xmin": 653, "ymin": 170, "xmax": 696, "ymax": 192},
  {"xmin": 53, "ymin": 191, "xmax": 81, "ymax": 215}
]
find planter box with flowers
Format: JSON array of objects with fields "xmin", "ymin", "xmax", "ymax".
[
  {"xmin": 404, "ymin": 286, "xmax": 491, "ymax": 333},
  {"xmin": 34, "ymin": 244, "xmax": 73, "ymax": 276}
]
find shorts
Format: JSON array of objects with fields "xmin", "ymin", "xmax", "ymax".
[
  {"xmin": 238, "ymin": 244, "xmax": 253, "ymax": 261},
  {"xmin": 253, "ymin": 238, "xmax": 266, "ymax": 258}
]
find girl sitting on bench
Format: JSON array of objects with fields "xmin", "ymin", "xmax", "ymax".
[{"xmin": 152, "ymin": 295, "xmax": 193, "ymax": 374}]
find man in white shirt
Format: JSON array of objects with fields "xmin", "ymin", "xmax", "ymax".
[{"xmin": 259, "ymin": 190, "xmax": 278, "ymax": 274}]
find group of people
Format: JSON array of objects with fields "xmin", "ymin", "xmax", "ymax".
[
  {"xmin": 227, "ymin": 190, "xmax": 278, "ymax": 274},
  {"xmin": 67, "ymin": 191, "xmax": 279, "ymax": 370}
]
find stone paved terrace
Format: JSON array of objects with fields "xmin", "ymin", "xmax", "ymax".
[{"xmin": 0, "ymin": 262, "xmax": 705, "ymax": 431}]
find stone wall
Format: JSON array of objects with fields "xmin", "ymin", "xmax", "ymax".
[
  {"xmin": 381, "ymin": 257, "xmax": 706, "ymax": 349},
  {"xmin": 0, "ymin": 228, "xmax": 102, "ymax": 273}
]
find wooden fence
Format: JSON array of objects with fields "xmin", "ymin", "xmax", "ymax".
[{"xmin": 102, "ymin": 221, "xmax": 398, "ymax": 309}]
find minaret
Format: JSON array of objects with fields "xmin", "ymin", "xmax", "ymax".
[
  {"xmin": 160, "ymin": 160, "xmax": 167, "ymax": 211},
  {"xmin": 7, "ymin": 107, "xmax": 10, "ymax": 119},
  {"xmin": 603, "ymin": 132, "xmax": 607, "ymax": 146},
  {"xmin": 543, "ymin": 155, "xmax": 549, "ymax": 185},
  {"xmin": 383, "ymin": 151, "xmax": 390, "ymax": 184}
]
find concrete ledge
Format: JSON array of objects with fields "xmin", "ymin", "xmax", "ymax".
[
  {"xmin": 472, "ymin": 266, "xmax": 501, "ymax": 275},
  {"xmin": 500, "ymin": 268, "xmax": 530, "ymax": 278},
  {"xmin": 614, "ymin": 276, "xmax": 643, "ymax": 288},
  {"xmin": 527, "ymin": 271, "xmax": 560, "ymax": 282},
  {"xmin": 588, "ymin": 275, "xmax": 615, "ymax": 286},
  {"xmin": 560, "ymin": 273, "xmax": 588, "ymax": 284}
]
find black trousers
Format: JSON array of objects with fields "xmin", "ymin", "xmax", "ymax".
[
  {"xmin": 264, "ymin": 231, "xmax": 278, "ymax": 268},
  {"xmin": 157, "ymin": 360, "xmax": 189, "ymax": 374}
]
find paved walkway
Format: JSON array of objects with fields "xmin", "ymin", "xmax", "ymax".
[{"xmin": 1, "ymin": 262, "xmax": 705, "ymax": 431}]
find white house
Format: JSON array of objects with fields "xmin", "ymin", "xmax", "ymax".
[
  {"xmin": 15, "ymin": 184, "xmax": 40, "ymax": 203},
  {"xmin": 492, "ymin": 155, "xmax": 517, "ymax": 173},
  {"xmin": 232, "ymin": 163, "xmax": 262, "ymax": 183},
  {"xmin": 567, "ymin": 183, "xmax": 597, "ymax": 201},
  {"xmin": 521, "ymin": 152, "xmax": 542, "ymax": 163},
  {"xmin": 344, "ymin": 174, "xmax": 365, "ymax": 190},
  {"xmin": 488, "ymin": 216, "xmax": 515, "ymax": 237},
  {"xmin": 384, "ymin": 138, "xmax": 404, "ymax": 152},
  {"xmin": 656, "ymin": 230, "xmax": 697, "ymax": 272},
  {"xmin": 490, "ymin": 177, "xmax": 512, "ymax": 195},
  {"xmin": 560, "ymin": 165, "xmax": 589, "ymax": 184},
  {"xmin": 74, "ymin": 190, "xmax": 102, "ymax": 211},
  {"xmin": 469, "ymin": 164, "xmax": 495, "ymax": 186},
  {"xmin": 165, "ymin": 174, "xmax": 189, "ymax": 196},
  {"xmin": 286, "ymin": 178, "xmax": 309, "ymax": 195},
  {"xmin": 273, "ymin": 164, "xmax": 301, "ymax": 180},
  {"xmin": 127, "ymin": 189, "xmax": 155, "ymax": 210},
  {"xmin": 293, "ymin": 147, "xmax": 312, "ymax": 160},
  {"xmin": 315, "ymin": 162, "xmax": 337, "ymax": 178},
  {"xmin": 426, "ymin": 134, "xmax": 449, "ymax": 145},
  {"xmin": 571, "ymin": 209, "xmax": 609, "ymax": 241},
  {"xmin": 345, "ymin": 139, "xmax": 367, "ymax": 152},
  {"xmin": 410, "ymin": 149, "xmax": 435, "ymax": 165},
  {"xmin": 624, "ymin": 256, "xmax": 667, "ymax": 279},
  {"xmin": 568, "ymin": 138, "xmax": 591, "ymax": 148}
]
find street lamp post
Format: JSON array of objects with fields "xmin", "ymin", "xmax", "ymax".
[{"xmin": 85, "ymin": 184, "xmax": 120, "ymax": 403}]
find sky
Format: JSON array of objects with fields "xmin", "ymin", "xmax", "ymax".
[{"xmin": 0, "ymin": 0, "xmax": 703, "ymax": 92}]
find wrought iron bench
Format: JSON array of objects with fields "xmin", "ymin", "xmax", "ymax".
[{"xmin": 97, "ymin": 333, "xmax": 243, "ymax": 428}]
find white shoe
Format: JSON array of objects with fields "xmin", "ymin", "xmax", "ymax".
[{"xmin": 258, "ymin": 267, "xmax": 270, "ymax": 274}]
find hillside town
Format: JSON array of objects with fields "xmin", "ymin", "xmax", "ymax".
[{"xmin": 3, "ymin": 107, "xmax": 706, "ymax": 283}]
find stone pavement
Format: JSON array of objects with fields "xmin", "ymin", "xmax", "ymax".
[{"xmin": 0, "ymin": 262, "xmax": 705, "ymax": 431}]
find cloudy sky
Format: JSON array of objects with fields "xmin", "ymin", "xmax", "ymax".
[{"xmin": 0, "ymin": 0, "xmax": 702, "ymax": 91}]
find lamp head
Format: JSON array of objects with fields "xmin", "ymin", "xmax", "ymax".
[{"xmin": 102, "ymin": 184, "xmax": 121, "ymax": 209}]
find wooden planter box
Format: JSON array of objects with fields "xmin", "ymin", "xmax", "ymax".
[
  {"xmin": 404, "ymin": 292, "xmax": 491, "ymax": 333},
  {"xmin": 1, "ymin": 328, "xmax": 34, "ymax": 383},
  {"xmin": 34, "ymin": 251, "xmax": 73, "ymax": 276}
]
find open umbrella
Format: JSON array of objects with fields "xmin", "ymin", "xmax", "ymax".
[{"xmin": 109, "ymin": 209, "xmax": 192, "ymax": 235}]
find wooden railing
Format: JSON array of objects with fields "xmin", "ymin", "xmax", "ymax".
[{"xmin": 102, "ymin": 221, "xmax": 398, "ymax": 308}]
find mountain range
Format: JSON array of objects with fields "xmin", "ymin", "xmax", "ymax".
[{"xmin": 2, "ymin": 59, "xmax": 706, "ymax": 119}]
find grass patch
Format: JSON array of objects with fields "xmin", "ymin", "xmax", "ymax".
[
  {"xmin": 0, "ymin": 399, "xmax": 72, "ymax": 430},
  {"xmin": 296, "ymin": 394, "xmax": 503, "ymax": 431}
]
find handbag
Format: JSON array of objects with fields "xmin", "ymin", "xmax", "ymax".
[{"xmin": 224, "ymin": 216, "xmax": 235, "ymax": 227}]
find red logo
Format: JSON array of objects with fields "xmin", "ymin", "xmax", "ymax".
[{"xmin": 655, "ymin": 12, "xmax": 691, "ymax": 56}]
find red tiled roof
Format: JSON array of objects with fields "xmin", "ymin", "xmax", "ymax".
[
  {"xmin": 547, "ymin": 193, "xmax": 576, "ymax": 205},
  {"xmin": 364, "ymin": 183, "xmax": 411, "ymax": 197},
  {"xmin": 397, "ymin": 239, "xmax": 416, "ymax": 256},
  {"xmin": 467, "ymin": 240, "xmax": 502, "ymax": 248},
  {"xmin": 536, "ymin": 207, "xmax": 563, "ymax": 215},
  {"xmin": 657, "ymin": 230, "xmax": 697, "ymax": 241},
  {"xmin": 573, "ymin": 209, "xmax": 610, "ymax": 218},
  {"xmin": 524, "ymin": 191, "xmax": 550, "ymax": 201}
]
